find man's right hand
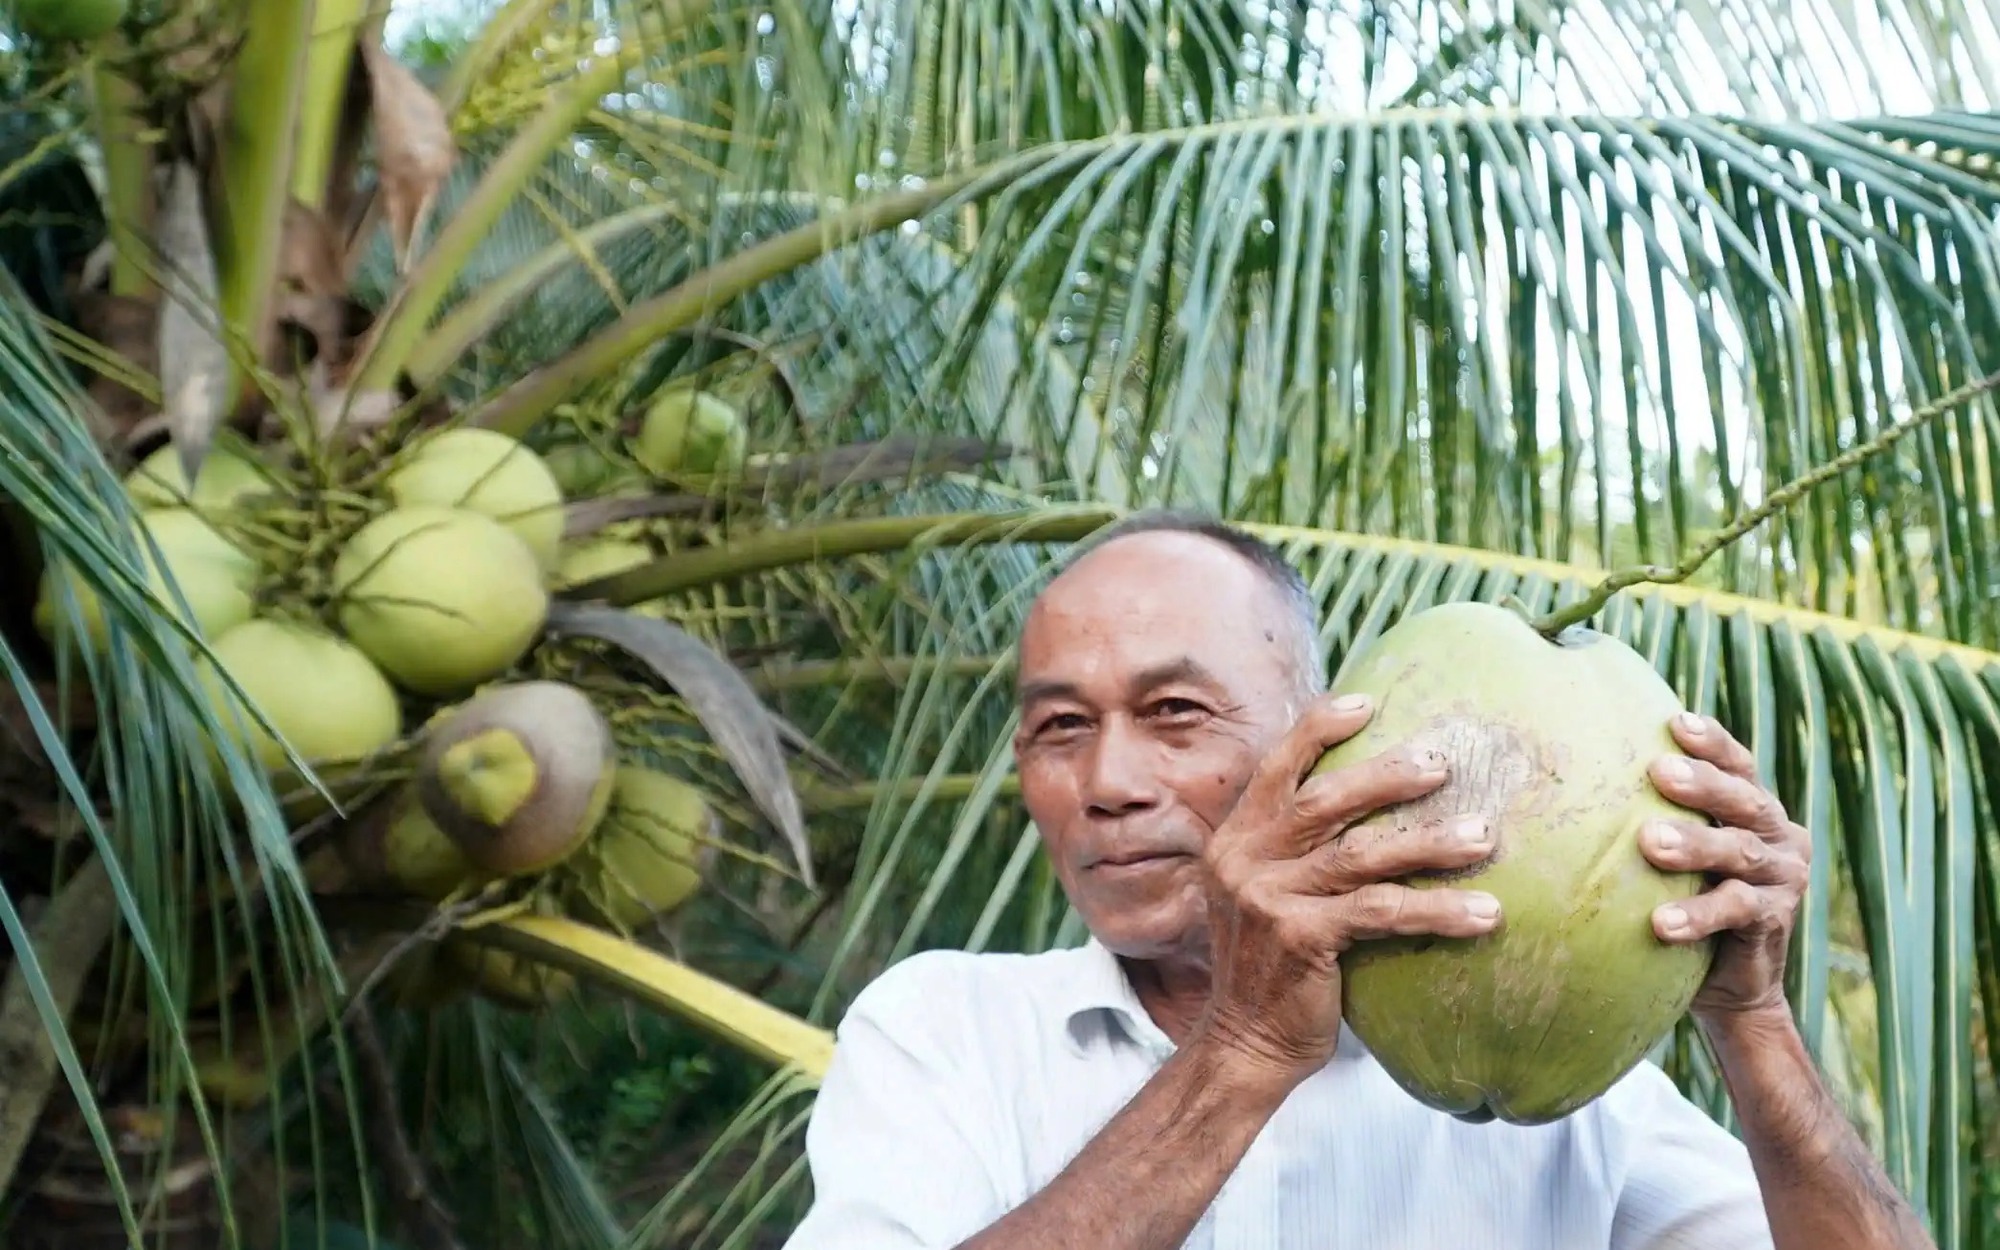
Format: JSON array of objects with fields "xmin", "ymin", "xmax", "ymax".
[{"xmin": 1193, "ymin": 691, "xmax": 1501, "ymax": 1094}]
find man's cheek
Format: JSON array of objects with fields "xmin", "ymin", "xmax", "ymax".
[{"xmin": 1177, "ymin": 748, "xmax": 1260, "ymax": 822}]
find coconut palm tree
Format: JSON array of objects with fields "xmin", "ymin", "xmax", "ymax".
[{"xmin": 2, "ymin": 0, "xmax": 1999, "ymax": 1248}]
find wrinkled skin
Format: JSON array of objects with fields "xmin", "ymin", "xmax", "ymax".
[{"xmin": 1642, "ymin": 713, "xmax": 1814, "ymax": 1023}]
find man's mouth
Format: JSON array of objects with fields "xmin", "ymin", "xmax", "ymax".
[{"xmin": 1092, "ymin": 848, "xmax": 1193, "ymax": 869}]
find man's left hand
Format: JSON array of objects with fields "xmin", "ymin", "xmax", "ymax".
[{"xmin": 1640, "ymin": 711, "xmax": 1813, "ymax": 1021}]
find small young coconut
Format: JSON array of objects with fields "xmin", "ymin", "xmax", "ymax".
[
  {"xmin": 123, "ymin": 438, "xmax": 276, "ymax": 512},
  {"xmin": 563, "ymin": 766, "xmax": 713, "ymax": 930},
  {"xmin": 631, "ymin": 386, "xmax": 748, "ymax": 478},
  {"xmin": 337, "ymin": 785, "xmax": 489, "ymax": 901},
  {"xmin": 197, "ymin": 618, "xmax": 404, "ymax": 773},
  {"xmin": 384, "ymin": 427, "xmax": 566, "ymax": 570},
  {"xmin": 35, "ymin": 508, "xmax": 259, "ymax": 655},
  {"xmin": 552, "ymin": 534, "xmax": 669, "ymax": 618},
  {"xmin": 543, "ymin": 441, "xmax": 645, "ymax": 500},
  {"xmin": 331, "ymin": 505, "xmax": 549, "ymax": 696},
  {"xmin": 415, "ymin": 680, "xmax": 617, "ymax": 877}
]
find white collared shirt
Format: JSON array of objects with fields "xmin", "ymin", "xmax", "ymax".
[{"xmin": 782, "ymin": 939, "xmax": 1778, "ymax": 1249}]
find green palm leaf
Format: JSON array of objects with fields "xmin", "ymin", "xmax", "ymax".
[{"xmin": 0, "ymin": 279, "xmax": 353, "ymax": 1241}]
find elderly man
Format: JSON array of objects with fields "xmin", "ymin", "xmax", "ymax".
[{"xmin": 783, "ymin": 509, "xmax": 1934, "ymax": 1250}]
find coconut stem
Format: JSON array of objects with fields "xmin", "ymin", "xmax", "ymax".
[
  {"xmin": 569, "ymin": 507, "xmax": 1121, "ymax": 605},
  {"xmin": 1531, "ymin": 366, "xmax": 2000, "ymax": 639}
]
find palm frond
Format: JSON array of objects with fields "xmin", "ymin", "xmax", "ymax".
[
  {"xmin": 0, "ymin": 280, "xmax": 351, "ymax": 1242},
  {"xmin": 731, "ymin": 107, "xmax": 2000, "ymax": 651}
]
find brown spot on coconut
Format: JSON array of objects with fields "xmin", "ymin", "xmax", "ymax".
[
  {"xmin": 559, "ymin": 765, "xmax": 714, "ymax": 931},
  {"xmin": 414, "ymin": 680, "xmax": 617, "ymax": 877}
]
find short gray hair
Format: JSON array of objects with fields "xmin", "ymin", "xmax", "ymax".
[{"xmin": 1063, "ymin": 507, "xmax": 1326, "ymax": 699}]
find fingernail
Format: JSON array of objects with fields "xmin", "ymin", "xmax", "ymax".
[
  {"xmin": 1654, "ymin": 757, "xmax": 1692, "ymax": 784},
  {"xmin": 1650, "ymin": 823, "xmax": 1683, "ymax": 851},
  {"xmin": 1414, "ymin": 748, "xmax": 1447, "ymax": 774},
  {"xmin": 1332, "ymin": 693, "xmax": 1371, "ymax": 712},
  {"xmin": 1452, "ymin": 815, "xmax": 1489, "ymax": 845},
  {"xmin": 1658, "ymin": 905, "xmax": 1689, "ymax": 936},
  {"xmin": 1464, "ymin": 894, "xmax": 1501, "ymax": 920},
  {"xmin": 1675, "ymin": 711, "xmax": 1707, "ymax": 735}
]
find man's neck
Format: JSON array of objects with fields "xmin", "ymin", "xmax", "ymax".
[{"xmin": 1120, "ymin": 952, "xmax": 1214, "ymax": 1044}]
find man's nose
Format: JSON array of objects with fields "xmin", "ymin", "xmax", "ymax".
[{"xmin": 1082, "ymin": 719, "xmax": 1160, "ymax": 817}]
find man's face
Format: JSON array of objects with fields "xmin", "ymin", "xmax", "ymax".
[{"xmin": 1012, "ymin": 531, "xmax": 1309, "ymax": 963}]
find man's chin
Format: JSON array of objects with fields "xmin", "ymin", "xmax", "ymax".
[{"xmin": 1085, "ymin": 901, "xmax": 1209, "ymax": 965}]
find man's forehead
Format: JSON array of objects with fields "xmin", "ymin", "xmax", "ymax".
[
  {"xmin": 1035, "ymin": 529, "xmax": 1274, "ymax": 615},
  {"xmin": 1019, "ymin": 531, "xmax": 1284, "ymax": 673}
]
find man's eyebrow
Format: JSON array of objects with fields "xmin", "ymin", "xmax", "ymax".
[
  {"xmin": 1017, "ymin": 678, "xmax": 1081, "ymax": 707},
  {"xmin": 1016, "ymin": 658, "xmax": 1219, "ymax": 708},
  {"xmin": 1127, "ymin": 657, "xmax": 1218, "ymax": 694}
]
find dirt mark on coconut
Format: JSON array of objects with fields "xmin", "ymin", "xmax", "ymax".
[{"xmin": 1358, "ymin": 702, "xmax": 1552, "ymax": 882}]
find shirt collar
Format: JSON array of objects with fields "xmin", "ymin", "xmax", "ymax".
[
  {"xmin": 1056, "ymin": 936, "xmax": 1174, "ymax": 1057},
  {"xmin": 1051, "ymin": 934, "xmax": 1373, "ymax": 1066}
]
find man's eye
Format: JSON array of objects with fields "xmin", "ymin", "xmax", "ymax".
[
  {"xmin": 1152, "ymin": 699, "xmax": 1207, "ymax": 720},
  {"xmin": 1038, "ymin": 713, "xmax": 1088, "ymax": 736}
]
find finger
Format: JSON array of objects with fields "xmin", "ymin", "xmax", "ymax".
[
  {"xmin": 1639, "ymin": 820, "xmax": 1803, "ymax": 887},
  {"xmin": 1653, "ymin": 878, "xmax": 1765, "ymax": 944},
  {"xmin": 1287, "ymin": 743, "xmax": 1449, "ymax": 847},
  {"xmin": 1329, "ymin": 882, "xmax": 1502, "ymax": 944},
  {"xmin": 1668, "ymin": 711, "xmax": 1759, "ymax": 784},
  {"xmin": 1649, "ymin": 752, "xmax": 1791, "ymax": 834},
  {"xmin": 1246, "ymin": 691, "xmax": 1382, "ymax": 807},
  {"xmin": 1290, "ymin": 813, "xmax": 1494, "ymax": 893}
]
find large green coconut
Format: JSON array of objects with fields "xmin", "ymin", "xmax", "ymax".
[
  {"xmin": 415, "ymin": 680, "xmax": 617, "ymax": 876},
  {"xmin": 34, "ymin": 508, "xmax": 258, "ymax": 653},
  {"xmin": 1312, "ymin": 600, "xmax": 1714, "ymax": 1126},
  {"xmin": 14, "ymin": 0, "xmax": 126, "ymax": 40},
  {"xmin": 123, "ymin": 438, "xmax": 275, "ymax": 512},
  {"xmin": 331, "ymin": 505, "xmax": 549, "ymax": 696},
  {"xmin": 384, "ymin": 427, "xmax": 566, "ymax": 570},
  {"xmin": 197, "ymin": 619, "xmax": 403, "ymax": 773},
  {"xmin": 562, "ymin": 766, "xmax": 712, "ymax": 929},
  {"xmin": 631, "ymin": 387, "xmax": 747, "ymax": 479}
]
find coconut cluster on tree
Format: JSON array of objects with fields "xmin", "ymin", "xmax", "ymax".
[{"xmin": 33, "ymin": 394, "xmax": 751, "ymax": 1007}]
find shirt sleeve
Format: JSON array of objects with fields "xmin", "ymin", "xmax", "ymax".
[
  {"xmin": 1607, "ymin": 1062, "xmax": 1777, "ymax": 1250},
  {"xmin": 780, "ymin": 959, "xmax": 1009, "ymax": 1250}
]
